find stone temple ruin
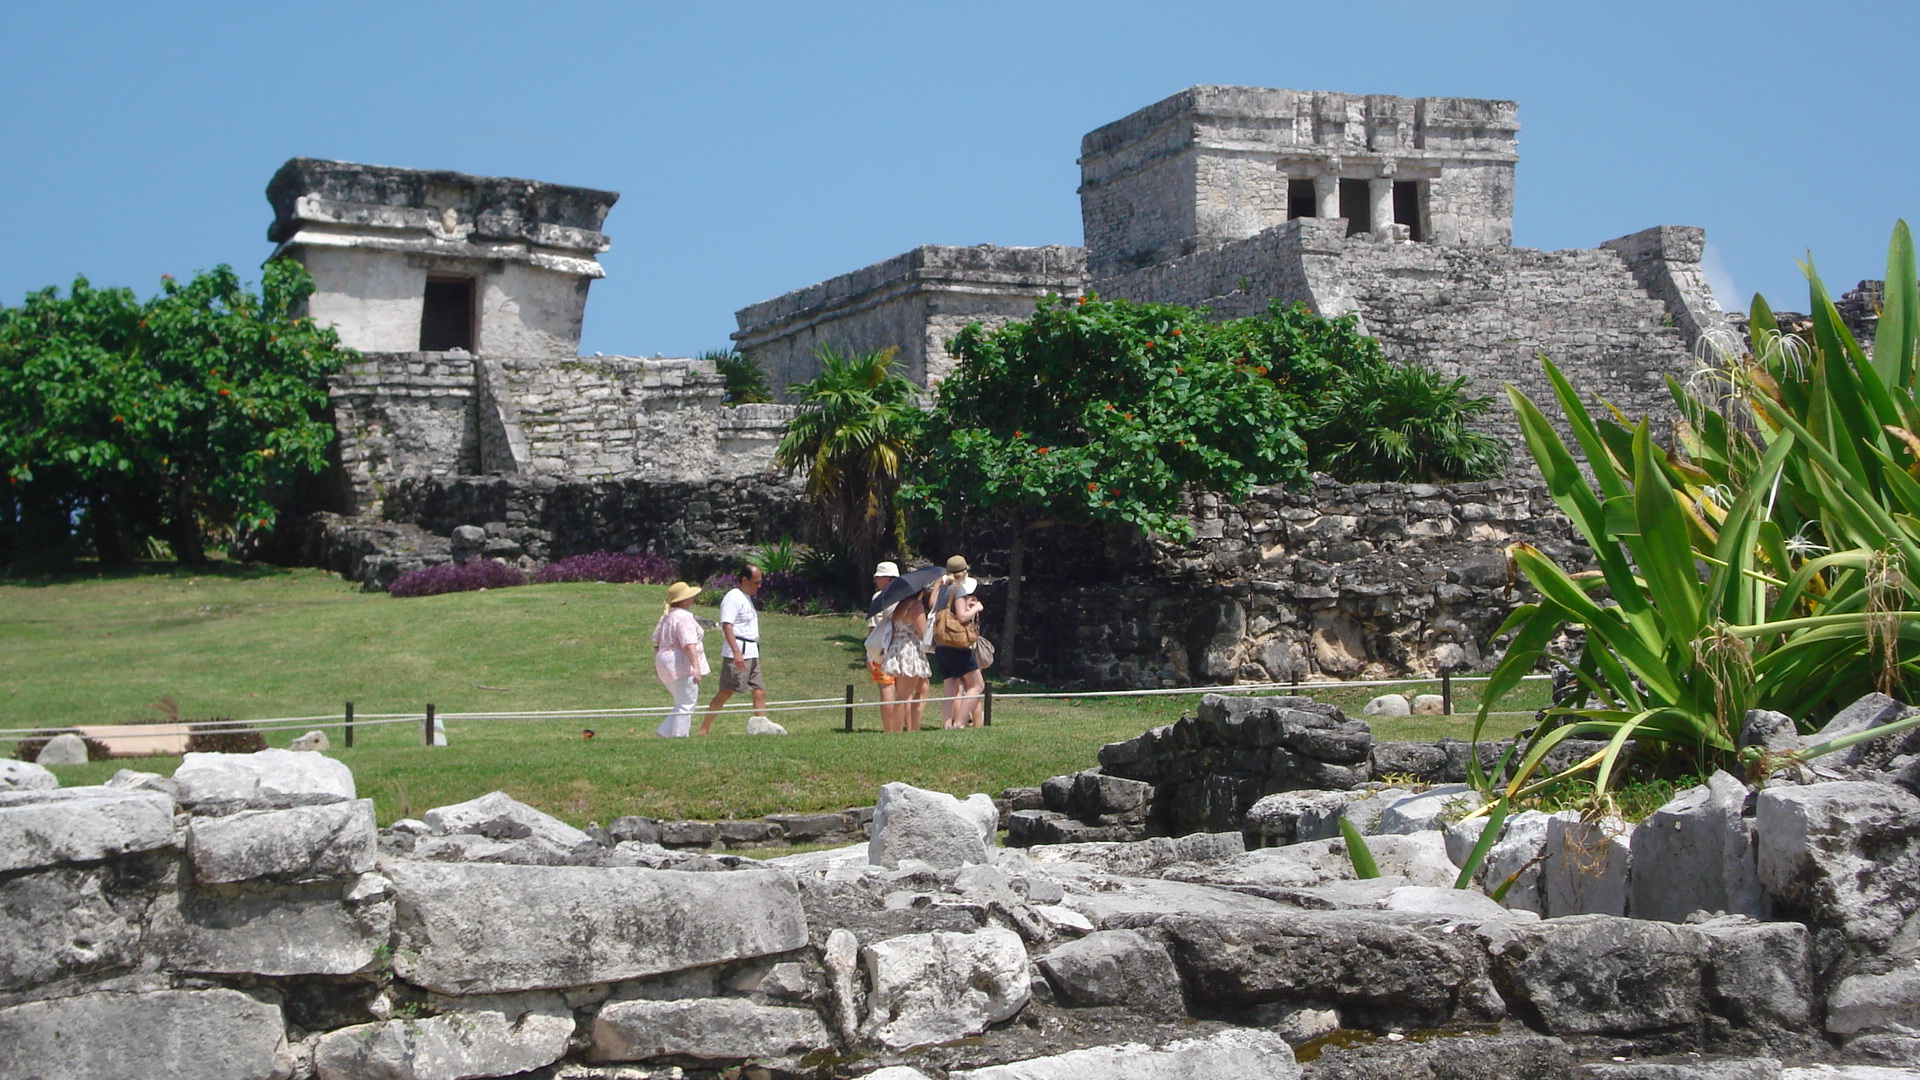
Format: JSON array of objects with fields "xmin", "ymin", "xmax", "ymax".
[
  {"xmin": 267, "ymin": 158, "xmax": 788, "ymax": 518},
  {"xmin": 731, "ymin": 86, "xmax": 1724, "ymax": 451},
  {"xmin": 282, "ymin": 85, "xmax": 1752, "ymax": 685}
]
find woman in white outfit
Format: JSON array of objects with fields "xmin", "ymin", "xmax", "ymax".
[{"xmin": 652, "ymin": 582, "xmax": 708, "ymax": 737}]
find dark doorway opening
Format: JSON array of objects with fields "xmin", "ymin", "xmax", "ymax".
[
  {"xmin": 420, "ymin": 277, "xmax": 476, "ymax": 352},
  {"xmin": 1338, "ymin": 178, "xmax": 1370, "ymax": 236},
  {"xmin": 1287, "ymin": 178, "xmax": 1317, "ymax": 220},
  {"xmin": 1393, "ymin": 180, "xmax": 1424, "ymax": 242}
]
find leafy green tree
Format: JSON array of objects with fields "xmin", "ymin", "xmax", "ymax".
[
  {"xmin": 906, "ymin": 295, "xmax": 1313, "ymax": 667},
  {"xmin": 704, "ymin": 348, "xmax": 772, "ymax": 405},
  {"xmin": 1216, "ymin": 301, "xmax": 1505, "ymax": 481},
  {"xmin": 0, "ymin": 260, "xmax": 353, "ymax": 567},
  {"xmin": 775, "ymin": 346, "xmax": 924, "ymax": 585}
]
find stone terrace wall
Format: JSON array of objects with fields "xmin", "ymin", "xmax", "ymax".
[
  {"xmin": 327, "ymin": 352, "xmax": 485, "ymax": 514},
  {"xmin": 1000, "ymin": 477, "xmax": 1584, "ymax": 688},
  {"xmin": 386, "ymin": 472, "xmax": 807, "ymax": 568}
]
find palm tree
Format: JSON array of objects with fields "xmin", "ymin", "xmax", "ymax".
[{"xmin": 775, "ymin": 346, "xmax": 924, "ymax": 583}]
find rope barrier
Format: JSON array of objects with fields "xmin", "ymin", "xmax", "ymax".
[{"xmin": 0, "ymin": 668, "xmax": 1553, "ymax": 741}]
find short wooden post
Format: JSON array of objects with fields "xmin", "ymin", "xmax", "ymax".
[
  {"xmin": 1441, "ymin": 671, "xmax": 1453, "ymax": 717},
  {"xmin": 844, "ymin": 685, "xmax": 854, "ymax": 732},
  {"xmin": 423, "ymin": 704, "xmax": 436, "ymax": 747},
  {"xmin": 983, "ymin": 685, "xmax": 993, "ymax": 727},
  {"xmin": 1290, "ymin": 673, "xmax": 1300, "ymax": 694},
  {"xmin": 343, "ymin": 701, "xmax": 354, "ymax": 749}
]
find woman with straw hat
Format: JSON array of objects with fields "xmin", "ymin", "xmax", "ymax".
[{"xmin": 652, "ymin": 582, "xmax": 709, "ymax": 737}]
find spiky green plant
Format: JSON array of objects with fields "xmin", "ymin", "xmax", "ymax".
[{"xmin": 1469, "ymin": 221, "xmax": 1920, "ymax": 817}]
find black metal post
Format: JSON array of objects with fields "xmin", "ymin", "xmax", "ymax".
[
  {"xmin": 344, "ymin": 701, "xmax": 354, "ymax": 749},
  {"xmin": 423, "ymin": 704, "xmax": 436, "ymax": 747},
  {"xmin": 844, "ymin": 685, "xmax": 854, "ymax": 733},
  {"xmin": 983, "ymin": 685, "xmax": 993, "ymax": 727},
  {"xmin": 1441, "ymin": 671, "xmax": 1453, "ymax": 717}
]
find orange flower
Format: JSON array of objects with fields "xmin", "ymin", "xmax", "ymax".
[
  {"xmin": 1014, "ymin": 430, "xmax": 1023, "ymax": 438},
  {"xmin": 1086, "ymin": 482, "xmax": 1098, "ymax": 492},
  {"xmin": 1036, "ymin": 447, "xmax": 1050, "ymax": 454},
  {"xmin": 1175, "ymin": 367, "xmax": 1183, "ymax": 375},
  {"xmin": 1111, "ymin": 488, "xmax": 1122, "ymax": 496},
  {"xmin": 112, "ymin": 415, "xmax": 124, "ymax": 423},
  {"xmin": 1257, "ymin": 365, "xmax": 1269, "ymax": 375},
  {"xmin": 218, "ymin": 389, "xmax": 231, "ymax": 397},
  {"xmin": 1144, "ymin": 341, "xmax": 1154, "ymax": 349},
  {"xmin": 1171, "ymin": 328, "xmax": 1182, "ymax": 337},
  {"xmin": 257, "ymin": 518, "xmax": 268, "ymax": 527}
]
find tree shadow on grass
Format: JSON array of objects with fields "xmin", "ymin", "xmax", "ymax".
[{"xmin": 1, "ymin": 560, "xmax": 301, "ymax": 589}]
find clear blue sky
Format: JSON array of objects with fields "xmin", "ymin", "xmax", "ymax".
[{"xmin": 3, "ymin": 2, "xmax": 1913, "ymax": 358}]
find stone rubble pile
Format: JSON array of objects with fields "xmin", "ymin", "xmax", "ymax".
[{"xmin": 8, "ymin": 692, "xmax": 1920, "ymax": 1078}]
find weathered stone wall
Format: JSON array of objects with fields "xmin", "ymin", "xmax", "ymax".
[
  {"xmin": 385, "ymin": 472, "xmax": 808, "ymax": 567},
  {"xmin": 327, "ymin": 352, "xmax": 791, "ymax": 516},
  {"xmin": 732, "ymin": 244, "xmax": 1086, "ymax": 395},
  {"xmin": 990, "ymin": 477, "xmax": 1585, "ymax": 689},
  {"xmin": 327, "ymin": 352, "xmax": 485, "ymax": 514}
]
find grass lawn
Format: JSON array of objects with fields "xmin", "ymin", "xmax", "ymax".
[{"xmin": 5, "ymin": 564, "xmax": 1542, "ymax": 825}]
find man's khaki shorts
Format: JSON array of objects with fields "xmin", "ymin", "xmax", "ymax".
[{"xmin": 720, "ymin": 657, "xmax": 765, "ymax": 693}]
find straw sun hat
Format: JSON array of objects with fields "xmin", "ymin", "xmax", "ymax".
[{"xmin": 662, "ymin": 581, "xmax": 701, "ymax": 610}]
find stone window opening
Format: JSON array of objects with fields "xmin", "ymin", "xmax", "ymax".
[
  {"xmin": 1338, "ymin": 178, "xmax": 1370, "ymax": 237},
  {"xmin": 1286, "ymin": 178, "xmax": 1317, "ymax": 220},
  {"xmin": 420, "ymin": 276, "xmax": 477, "ymax": 353},
  {"xmin": 1393, "ymin": 180, "xmax": 1424, "ymax": 242}
]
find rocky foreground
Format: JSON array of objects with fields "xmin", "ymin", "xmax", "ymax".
[{"xmin": 6, "ymin": 695, "xmax": 1920, "ymax": 1079}]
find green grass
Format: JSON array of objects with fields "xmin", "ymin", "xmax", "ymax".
[{"xmin": 5, "ymin": 564, "xmax": 1541, "ymax": 825}]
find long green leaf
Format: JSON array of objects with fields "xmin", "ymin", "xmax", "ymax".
[
  {"xmin": 1452, "ymin": 796, "xmax": 1510, "ymax": 890},
  {"xmin": 1631, "ymin": 424, "xmax": 1705, "ymax": 639},
  {"xmin": 1339, "ymin": 815, "xmax": 1380, "ymax": 879}
]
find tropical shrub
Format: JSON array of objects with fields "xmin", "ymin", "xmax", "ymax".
[
  {"xmin": 388, "ymin": 560, "xmax": 527, "ymax": 598},
  {"xmin": 0, "ymin": 260, "xmax": 354, "ymax": 567},
  {"xmin": 1473, "ymin": 221, "xmax": 1920, "ymax": 809},
  {"xmin": 705, "ymin": 349, "xmax": 772, "ymax": 405},
  {"xmin": 534, "ymin": 551, "xmax": 676, "ymax": 585},
  {"xmin": 776, "ymin": 347, "xmax": 924, "ymax": 586}
]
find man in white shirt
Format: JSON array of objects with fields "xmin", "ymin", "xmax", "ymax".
[{"xmin": 699, "ymin": 565, "xmax": 766, "ymax": 735}]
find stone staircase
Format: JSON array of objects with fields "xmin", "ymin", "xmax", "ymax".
[{"xmin": 1320, "ymin": 241, "xmax": 1699, "ymax": 449}]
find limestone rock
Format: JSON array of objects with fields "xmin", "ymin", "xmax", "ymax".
[
  {"xmin": 1755, "ymin": 781, "xmax": 1920, "ymax": 947},
  {"xmin": 1688, "ymin": 914, "xmax": 1813, "ymax": 1033},
  {"xmin": 1245, "ymin": 790, "xmax": 1355, "ymax": 846},
  {"xmin": 1376, "ymin": 784, "xmax": 1482, "ymax": 834},
  {"xmin": 188, "ymin": 798, "xmax": 377, "ymax": 884},
  {"xmin": 0, "ymin": 866, "xmax": 141, "ymax": 991},
  {"xmin": 104, "ymin": 767, "xmax": 169, "ymax": 792},
  {"xmin": 149, "ymin": 876, "xmax": 394, "ymax": 977},
  {"xmin": 1491, "ymin": 914, "xmax": 1707, "ymax": 1034},
  {"xmin": 1582, "ymin": 1060, "xmax": 1782, "ymax": 1080},
  {"xmin": 1164, "ymin": 832, "xmax": 1459, "ymax": 892},
  {"xmin": 746, "ymin": 715, "xmax": 789, "ymax": 735},
  {"xmin": 869, "ymin": 782, "xmax": 998, "ymax": 870},
  {"xmin": 289, "ymin": 730, "xmax": 331, "ymax": 752},
  {"xmin": 1412, "ymin": 693, "xmax": 1446, "ymax": 716},
  {"xmin": 1025, "ymin": 832, "xmax": 1244, "ymax": 876},
  {"xmin": 862, "ymin": 926, "xmax": 1030, "ymax": 1048},
  {"xmin": 1383, "ymin": 884, "xmax": 1514, "ymax": 921},
  {"xmin": 314, "ymin": 992, "xmax": 573, "ymax": 1080},
  {"xmin": 1160, "ymin": 910, "xmax": 1500, "ymax": 1028},
  {"xmin": 172, "ymin": 748, "xmax": 355, "ymax": 809},
  {"xmin": 1741, "ymin": 709, "xmax": 1804, "ymax": 754},
  {"xmin": 1630, "ymin": 771, "xmax": 1765, "ymax": 922},
  {"xmin": 386, "ymin": 862, "xmax": 808, "ymax": 994},
  {"xmin": 1363, "ymin": 694, "xmax": 1411, "ymax": 717},
  {"xmin": 451, "ymin": 523, "xmax": 488, "ymax": 563},
  {"xmin": 588, "ymin": 997, "xmax": 831, "ymax": 1062},
  {"xmin": 1471, "ymin": 809, "xmax": 1566, "ymax": 913},
  {"xmin": 1303, "ymin": 1032, "xmax": 1574, "ymax": 1080},
  {"xmin": 422, "ymin": 789, "xmax": 591, "ymax": 849},
  {"xmin": 1036, "ymin": 928, "xmax": 1183, "ymax": 1013},
  {"xmin": 0, "ymin": 785, "xmax": 176, "ymax": 873},
  {"xmin": 865, "ymin": 1069, "xmax": 937, "ymax": 1080},
  {"xmin": 950, "ymin": 1028, "xmax": 1302, "ymax": 1079},
  {"xmin": 824, "ymin": 926, "xmax": 862, "ymax": 1045},
  {"xmin": 1828, "ymin": 962, "xmax": 1920, "ymax": 1037},
  {"xmin": 0, "ymin": 759, "xmax": 57, "ymax": 791},
  {"xmin": 1542, "ymin": 813, "xmax": 1631, "ymax": 917},
  {"xmin": 0, "ymin": 987, "xmax": 288, "ymax": 1080},
  {"xmin": 1809, "ymin": 692, "xmax": 1919, "ymax": 769},
  {"xmin": 35, "ymin": 731, "xmax": 90, "ymax": 765}
]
